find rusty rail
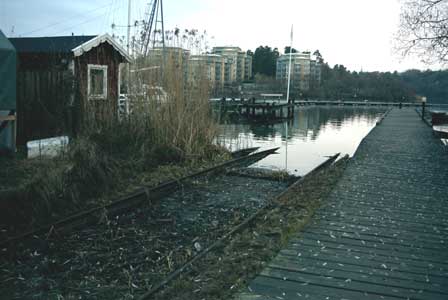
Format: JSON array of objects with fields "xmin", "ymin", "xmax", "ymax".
[
  {"xmin": 0, "ymin": 147, "xmax": 279, "ymax": 248},
  {"xmin": 138, "ymin": 152, "xmax": 341, "ymax": 300}
]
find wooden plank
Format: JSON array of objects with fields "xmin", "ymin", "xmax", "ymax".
[
  {"xmin": 273, "ymin": 252, "xmax": 448, "ymax": 284},
  {"xmin": 311, "ymin": 215, "xmax": 448, "ymax": 240},
  {"xmin": 280, "ymin": 240, "xmax": 448, "ymax": 272},
  {"xmin": 269, "ymin": 255, "xmax": 448, "ymax": 291},
  {"xmin": 326, "ymin": 197, "xmax": 448, "ymax": 218},
  {"xmin": 325, "ymin": 193, "xmax": 448, "ymax": 215},
  {"xmin": 286, "ymin": 239, "xmax": 448, "ymax": 269},
  {"xmin": 277, "ymin": 249, "xmax": 448, "ymax": 278},
  {"xmin": 306, "ymin": 219, "xmax": 448, "ymax": 240},
  {"xmin": 341, "ymin": 169, "xmax": 448, "ymax": 186},
  {"xmin": 271, "ymin": 252, "xmax": 447, "ymax": 286},
  {"xmin": 293, "ymin": 232, "xmax": 448, "ymax": 258},
  {"xmin": 249, "ymin": 275, "xmax": 404, "ymax": 300},
  {"xmin": 313, "ymin": 210, "xmax": 448, "ymax": 233},
  {"xmin": 307, "ymin": 222, "xmax": 448, "ymax": 246},
  {"xmin": 318, "ymin": 206, "xmax": 448, "ymax": 230},
  {"xmin": 313, "ymin": 218, "xmax": 448, "ymax": 240},
  {"xmin": 334, "ymin": 181, "xmax": 448, "ymax": 199},
  {"xmin": 261, "ymin": 267, "xmax": 448, "ymax": 300}
]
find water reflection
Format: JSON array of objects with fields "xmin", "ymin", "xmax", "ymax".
[{"xmin": 217, "ymin": 106, "xmax": 385, "ymax": 176}]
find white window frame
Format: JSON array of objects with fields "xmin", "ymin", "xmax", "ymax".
[{"xmin": 87, "ymin": 64, "xmax": 108, "ymax": 99}]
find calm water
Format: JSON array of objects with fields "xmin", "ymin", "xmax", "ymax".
[{"xmin": 217, "ymin": 106, "xmax": 386, "ymax": 176}]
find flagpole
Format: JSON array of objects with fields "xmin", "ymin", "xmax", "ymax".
[
  {"xmin": 285, "ymin": 24, "xmax": 293, "ymax": 171},
  {"xmin": 286, "ymin": 24, "xmax": 293, "ymax": 104}
]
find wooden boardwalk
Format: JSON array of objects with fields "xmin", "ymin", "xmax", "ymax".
[{"xmin": 237, "ymin": 108, "xmax": 448, "ymax": 300}]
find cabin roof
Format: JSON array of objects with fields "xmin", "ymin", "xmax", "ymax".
[
  {"xmin": 9, "ymin": 35, "xmax": 96, "ymax": 54},
  {"xmin": 9, "ymin": 34, "xmax": 131, "ymax": 62},
  {"xmin": 72, "ymin": 33, "xmax": 131, "ymax": 62},
  {"xmin": 0, "ymin": 30, "xmax": 15, "ymax": 52}
]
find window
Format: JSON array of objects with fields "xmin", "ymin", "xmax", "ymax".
[{"xmin": 87, "ymin": 64, "xmax": 108, "ymax": 99}]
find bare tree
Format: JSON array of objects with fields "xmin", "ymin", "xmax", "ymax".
[{"xmin": 396, "ymin": 0, "xmax": 448, "ymax": 64}]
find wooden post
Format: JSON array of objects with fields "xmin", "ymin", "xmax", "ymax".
[
  {"xmin": 0, "ymin": 112, "xmax": 16, "ymax": 152},
  {"xmin": 421, "ymin": 97, "xmax": 427, "ymax": 120},
  {"xmin": 422, "ymin": 102, "xmax": 426, "ymax": 120},
  {"xmin": 12, "ymin": 112, "xmax": 16, "ymax": 153}
]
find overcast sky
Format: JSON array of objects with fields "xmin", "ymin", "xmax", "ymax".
[{"xmin": 0, "ymin": 0, "xmax": 443, "ymax": 72}]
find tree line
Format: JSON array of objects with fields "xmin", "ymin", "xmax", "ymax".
[{"xmin": 246, "ymin": 46, "xmax": 448, "ymax": 103}]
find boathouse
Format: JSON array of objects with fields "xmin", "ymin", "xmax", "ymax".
[{"xmin": 9, "ymin": 34, "xmax": 131, "ymax": 145}]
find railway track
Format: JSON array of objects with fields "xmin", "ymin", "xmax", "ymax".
[
  {"xmin": 1, "ymin": 150, "xmax": 342, "ymax": 300},
  {"xmin": 0, "ymin": 147, "xmax": 274, "ymax": 249},
  {"xmin": 138, "ymin": 152, "xmax": 341, "ymax": 300}
]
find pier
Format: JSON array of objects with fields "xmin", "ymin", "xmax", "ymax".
[
  {"xmin": 214, "ymin": 98, "xmax": 448, "ymax": 122},
  {"xmin": 237, "ymin": 108, "xmax": 448, "ymax": 299},
  {"xmin": 216, "ymin": 98, "xmax": 295, "ymax": 120}
]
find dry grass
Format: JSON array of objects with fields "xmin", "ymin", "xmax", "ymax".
[
  {"xmin": 129, "ymin": 50, "xmax": 217, "ymax": 158},
  {"xmin": 0, "ymin": 49, "xmax": 222, "ymax": 230}
]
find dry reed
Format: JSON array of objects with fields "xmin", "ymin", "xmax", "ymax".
[{"xmin": 2, "ymin": 47, "xmax": 222, "ymax": 228}]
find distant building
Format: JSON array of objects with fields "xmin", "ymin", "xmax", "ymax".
[
  {"xmin": 211, "ymin": 46, "xmax": 252, "ymax": 84},
  {"xmin": 213, "ymin": 55, "xmax": 226, "ymax": 89},
  {"xmin": 140, "ymin": 46, "xmax": 251, "ymax": 96},
  {"xmin": 188, "ymin": 54, "xmax": 220, "ymax": 87},
  {"xmin": 144, "ymin": 46, "xmax": 190, "ymax": 82},
  {"xmin": 212, "ymin": 46, "xmax": 238, "ymax": 84},
  {"xmin": 244, "ymin": 54, "xmax": 252, "ymax": 81},
  {"xmin": 276, "ymin": 51, "xmax": 321, "ymax": 93}
]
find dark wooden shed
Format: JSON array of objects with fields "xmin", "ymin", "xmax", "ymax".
[{"xmin": 9, "ymin": 34, "xmax": 131, "ymax": 145}]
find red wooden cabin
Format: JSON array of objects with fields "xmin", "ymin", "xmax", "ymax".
[{"xmin": 9, "ymin": 34, "xmax": 131, "ymax": 144}]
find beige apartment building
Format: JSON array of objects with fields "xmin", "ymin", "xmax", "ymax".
[
  {"xmin": 188, "ymin": 54, "xmax": 226, "ymax": 89},
  {"xmin": 276, "ymin": 51, "xmax": 321, "ymax": 92},
  {"xmin": 212, "ymin": 46, "xmax": 252, "ymax": 84},
  {"xmin": 244, "ymin": 54, "xmax": 252, "ymax": 81},
  {"xmin": 140, "ymin": 46, "xmax": 252, "ymax": 95},
  {"xmin": 139, "ymin": 46, "xmax": 190, "ymax": 84}
]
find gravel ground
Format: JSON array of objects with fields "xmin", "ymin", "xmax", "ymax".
[{"xmin": 0, "ymin": 170, "xmax": 289, "ymax": 299}]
